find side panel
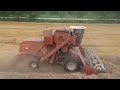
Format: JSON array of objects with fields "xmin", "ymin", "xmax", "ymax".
[
  {"xmin": 18, "ymin": 41, "xmax": 48, "ymax": 58},
  {"xmin": 70, "ymin": 35, "xmax": 79, "ymax": 46},
  {"xmin": 44, "ymin": 37, "xmax": 53, "ymax": 45},
  {"xmin": 53, "ymin": 31, "xmax": 83, "ymax": 47},
  {"xmin": 54, "ymin": 32, "xmax": 71, "ymax": 44}
]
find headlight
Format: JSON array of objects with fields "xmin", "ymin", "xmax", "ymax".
[{"xmin": 25, "ymin": 46, "xmax": 29, "ymax": 50}]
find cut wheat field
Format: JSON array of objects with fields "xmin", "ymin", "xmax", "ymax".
[{"xmin": 0, "ymin": 22, "xmax": 119, "ymax": 79}]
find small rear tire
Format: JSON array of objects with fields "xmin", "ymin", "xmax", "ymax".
[
  {"xmin": 29, "ymin": 56, "xmax": 39, "ymax": 69},
  {"xmin": 29, "ymin": 60, "xmax": 39, "ymax": 69}
]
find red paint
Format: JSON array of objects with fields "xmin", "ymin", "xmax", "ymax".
[
  {"xmin": 44, "ymin": 37, "xmax": 53, "ymax": 45},
  {"xmin": 54, "ymin": 31, "xmax": 80, "ymax": 46},
  {"xmin": 82, "ymin": 65, "xmax": 94, "ymax": 75},
  {"xmin": 19, "ymin": 41, "xmax": 48, "ymax": 58},
  {"xmin": 17, "ymin": 28, "xmax": 99, "ymax": 75}
]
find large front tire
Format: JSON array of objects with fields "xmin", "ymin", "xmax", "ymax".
[{"xmin": 64, "ymin": 57, "xmax": 80, "ymax": 72}]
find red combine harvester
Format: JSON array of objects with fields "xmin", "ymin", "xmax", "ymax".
[{"xmin": 17, "ymin": 26, "xmax": 106, "ymax": 75}]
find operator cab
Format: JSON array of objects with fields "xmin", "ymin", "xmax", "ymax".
[
  {"xmin": 70, "ymin": 26, "xmax": 86, "ymax": 35},
  {"xmin": 70, "ymin": 26, "xmax": 86, "ymax": 45}
]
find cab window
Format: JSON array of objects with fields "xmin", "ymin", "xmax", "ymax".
[{"xmin": 74, "ymin": 29, "xmax": 83, "ymax": 35}]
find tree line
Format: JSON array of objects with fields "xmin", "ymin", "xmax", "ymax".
[{"xmin": 0, "ymin": 11, "xmax": 120, "ymax": 19}]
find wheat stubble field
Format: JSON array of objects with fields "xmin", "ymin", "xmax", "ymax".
[{"xmin": 0, "ymin": 22, "xmax": 120, "ymax": 79}]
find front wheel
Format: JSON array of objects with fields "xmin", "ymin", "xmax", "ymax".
[{"xmin": 64, "ymin": 57, "xmax": 80, "ymax": 72}]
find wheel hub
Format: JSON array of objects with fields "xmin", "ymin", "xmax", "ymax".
[
  {"xmin": 66, "ymin": 62, "xmax": 77, "ymax": 71},
  {"xmin": 31, "ymin": 63, "xmax": 37, "ymax": 68}
]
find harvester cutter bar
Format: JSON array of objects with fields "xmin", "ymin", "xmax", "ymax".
[{"xmin": 84, "ymin": 47, "xmax": 106, "ymax": 73}]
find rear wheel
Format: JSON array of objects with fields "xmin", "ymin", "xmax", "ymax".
[
  {"xmin": 64, "ymin": 57, "xmax": 80, "ymax": 72},
  {"xmin": 14, "ymin": 55, "xmax": 39, "ymax": 70},
  {"xmin": 29, "ymin": 57, "xmax": 39, "ymax": 69},
  {"xmin": 29, "ymin": 59, "xmax": 39, "ymax": 69},
  {"xmin": 11, "ymin": 55, "xmax": 39, "ymax": 71}
]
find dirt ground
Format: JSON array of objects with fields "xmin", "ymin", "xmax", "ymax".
[{"xmin": 0, "ymin": 22, "xmax": 120, "ymax": 79}]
